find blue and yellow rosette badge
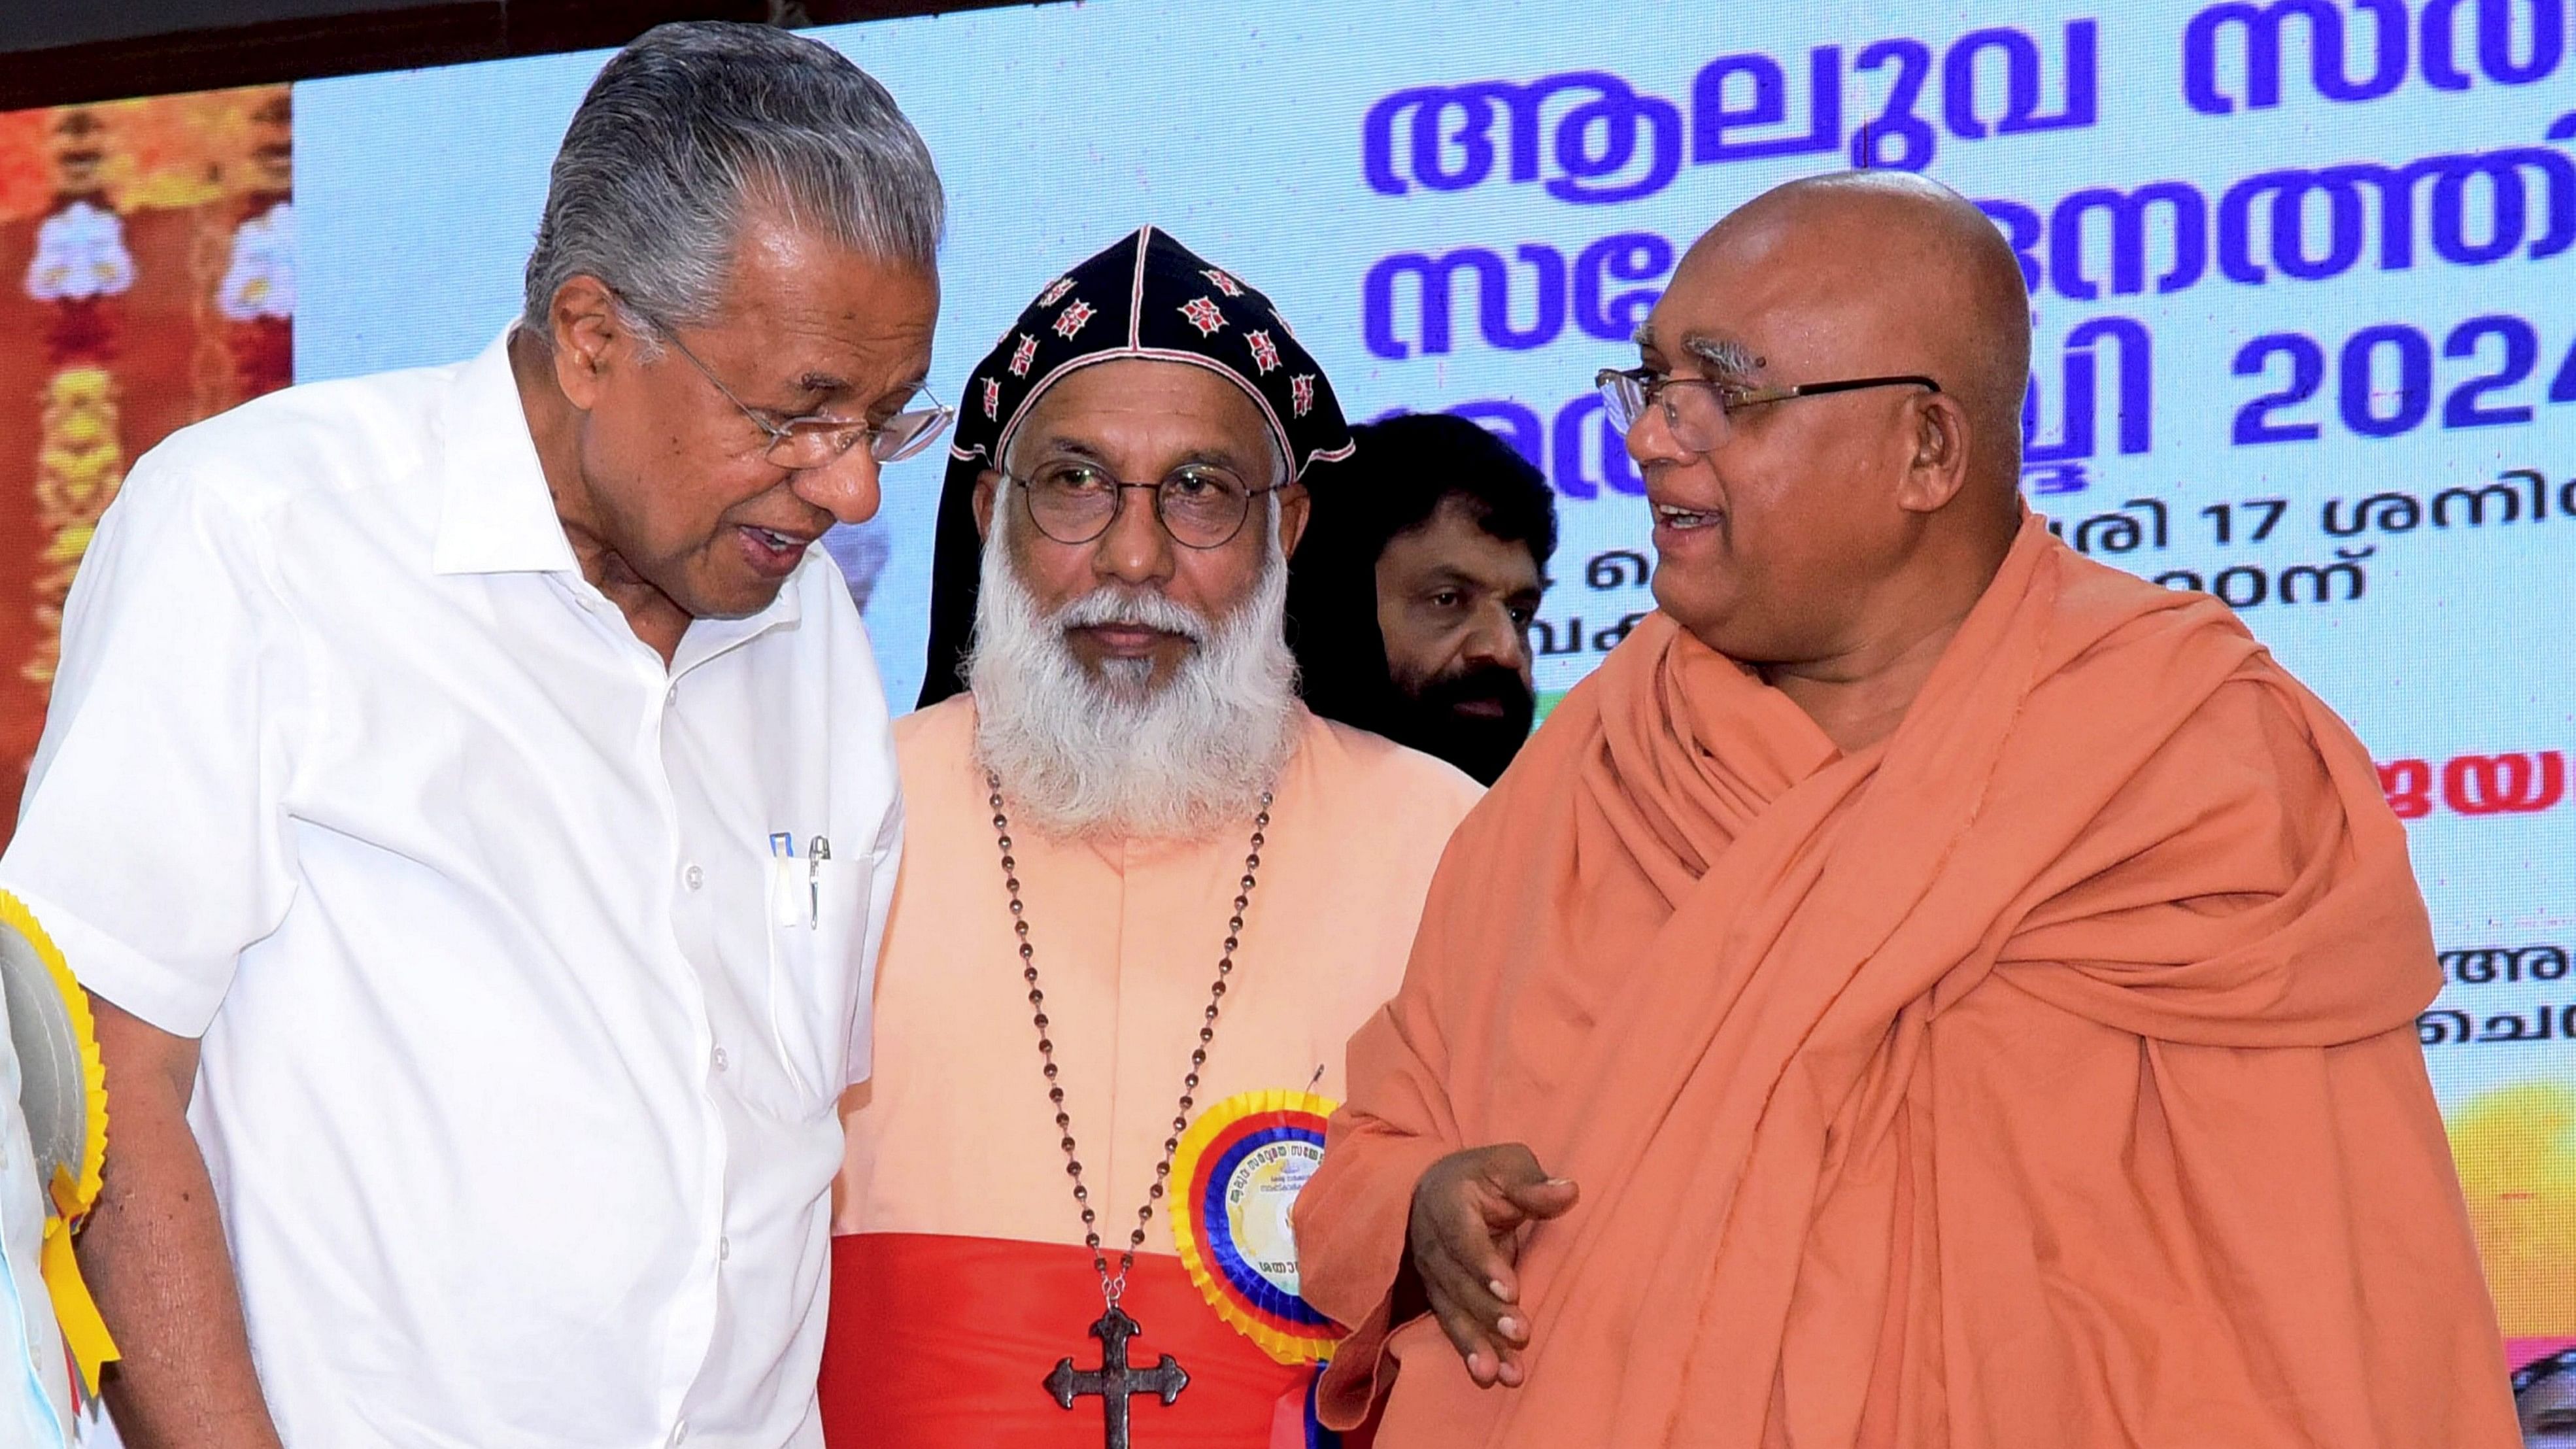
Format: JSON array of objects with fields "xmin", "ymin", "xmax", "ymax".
[
  {"xmin": 0, "ymin": 892, "xmax": 117, "ymax": 1410},
  {"xmin": 1169, "ymin": 1088, "xmax": 1342, "ymax": 1365}
]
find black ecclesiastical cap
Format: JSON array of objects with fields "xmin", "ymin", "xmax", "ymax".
[{"xmin": 916, "ymin": 225, "xmax": 1355, "ymax": 707}]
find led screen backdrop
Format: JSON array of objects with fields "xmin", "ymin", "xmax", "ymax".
[
  {"xmin": 0, "ymin": 88, "xmax": 294, "ymax": 835},
  {"xmin": 34, "ymin": 0, "xmax": 2576, "ymax": 1399}
]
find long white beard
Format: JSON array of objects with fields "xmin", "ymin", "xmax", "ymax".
[{"xmin": 966, "ymin": 505, "xmax": 1301, "ymax": 842}]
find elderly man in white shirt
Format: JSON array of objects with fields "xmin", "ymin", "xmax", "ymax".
[{"xmin": 0, "ymin": 23, "xmax": 949, "ymax": 1449}]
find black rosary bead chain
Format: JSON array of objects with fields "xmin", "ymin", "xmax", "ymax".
[{"xmin": 987, "ymin": 769, "xmax": 1274, "ymax": 1306}]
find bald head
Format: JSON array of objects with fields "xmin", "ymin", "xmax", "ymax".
[
  {"xmin": 1628, "ymin": 169, "xmax": 2032, "ymax": 683},
  {"xmin": 1711, "ymin": 171, "xmax": 2030, "ymax": 501}
]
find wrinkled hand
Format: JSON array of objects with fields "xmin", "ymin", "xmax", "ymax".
[{"xmin": 1405, "ymin": 1143, "xmax": 1578, "ymax": 1388}]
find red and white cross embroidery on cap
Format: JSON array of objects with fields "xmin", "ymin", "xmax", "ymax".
[
  {"xmin": 1202, "ymin": 268, "xmax": 1245, "ymax": 298},
  {"xmin": 1036, "ymin": 277, "xmax": 1076, "ymax": 308},
  {"xmin": 1179, "ymin": 296, "xmax": 1227, "ymax": 336},
  {"xmin": 1009, "ymin": 333, "xmax": 1038, "ymax": 377},
  {"xmin": 1053, "ymin": 299, "xmax": 1096, "ymax": 340},
  {"xmin": 1290, "ymin": 374, "xmax": 1316, "ymax": 418},
  {"xmin": 981, "ymin": 377, "xmax": 1002, "ymax": 420},
  {"xmin": 1246, "ymin": 330, "xmax": 1281, "ymax": 375}
]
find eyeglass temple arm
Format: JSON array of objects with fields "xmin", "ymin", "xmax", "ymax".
[{"xmin": 1784, "ymin": 375, "xmax": 1944, "ymax": 399}]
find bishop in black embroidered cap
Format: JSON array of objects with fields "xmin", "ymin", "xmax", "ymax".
[{"xmin": 915, "ymin": 226, "xmax": 1354, "ymax": 706}]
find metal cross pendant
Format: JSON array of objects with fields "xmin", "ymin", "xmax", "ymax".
[{"xmin": 1042, "ymin": 1304, "xmax": 1188, "ymax": 1449}]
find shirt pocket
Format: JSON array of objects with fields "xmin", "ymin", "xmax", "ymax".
[{"xmin": 760, "ymin": 853, "xmax": 868, "ymax": 1116}]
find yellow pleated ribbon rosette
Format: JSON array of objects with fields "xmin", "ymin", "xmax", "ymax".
[
  {"xmin": 1168, "ymin": 1087, "xmax": 1343, "ymax": 1365},
  {"xmin": 0, "ymin": 891, "xmax": 116, "ymax": 1402}
]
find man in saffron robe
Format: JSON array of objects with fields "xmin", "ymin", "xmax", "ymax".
[
  {"xmin": 821, "ymin": 228, "xmax": 1480, "ymax": 1448},
  {"xmin": 1293, "ymin": 172, "xmax": 2518, "ymax": 1448}
]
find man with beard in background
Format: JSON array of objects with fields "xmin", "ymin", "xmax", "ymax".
[
  {"xmin": 820, "ymin": 228, "xmax": 1481, "ymax": 1449},
  {"xmin": 1288, "ymin": 413, "xmax": 1555, "ymax": 786}
]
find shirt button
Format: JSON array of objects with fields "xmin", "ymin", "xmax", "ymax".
[
  {"xmin": 669, "ymin": 1423, "xmax": 687, "ymax": 1447},
  {"xmin": 711, "ymin": 1046, "xmax": 728, "ymax": 1073},
  {"xmin": 719, "ymin": 1236, "xmax": 731, "ymax": 1262},
  {"xmin": 666, "ymin": 684, "xmax": 679, "ymax": 706},
  {"xmin": 683, "ymin": 864, "xmax": 704, "ymax": 891}
]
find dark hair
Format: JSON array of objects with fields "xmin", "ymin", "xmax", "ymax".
[
  {"xmin": 1334, "ymin": 413, "xmax": 1557, "ymax": 569},
  {"xmin": 1285, "ymin": 411, "xmax": 1557, "ymax": 735}
]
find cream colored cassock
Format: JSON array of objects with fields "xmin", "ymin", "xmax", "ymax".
[{"xmin": 822, "ymin": 694, "xmax": 1480, "ymax": 1448}]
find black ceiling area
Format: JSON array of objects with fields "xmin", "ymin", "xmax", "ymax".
[{"xmin": 0, "ymin": 0, "xmax": 1034, "ymax": 110}]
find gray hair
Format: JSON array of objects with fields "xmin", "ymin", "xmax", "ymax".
[{"xmin": 521, "ymin": 21, "xmax": 944, "ymax": 342}]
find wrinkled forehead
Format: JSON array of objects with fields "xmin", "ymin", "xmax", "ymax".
[
  {"xmin": 1644, "ymin": 220, "xmax": 1903, "ymax": 377},
  {"xmin": 715, "ymin": 207, "xmax": 939, "ymax": 335},
  {"xmin": 1003, "ymin": 355, "xmax": 1287, "ymax": 474}
]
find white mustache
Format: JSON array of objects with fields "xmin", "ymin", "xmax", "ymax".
[
  {"xmin": 1052, "ymin": 586, "xmax": 1212, "ymax": 643},
  {"xmin": 967, "ymin": 498, "xmax": 1298, "ymax": 841}
]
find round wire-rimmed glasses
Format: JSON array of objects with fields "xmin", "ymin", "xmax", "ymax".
[
  {"xmin": 1595, "ymin": 366, "xmax": 1941, "ymax": 452},
  {"xmin": 1002, "ymin": 459, "xmax": 1282, "ymax": 550}
]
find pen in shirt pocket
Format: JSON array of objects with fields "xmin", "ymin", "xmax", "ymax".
[
  {"xmin": 807, "ymin": 836, "xmax": 830, "ymax": 929},
  {"xmin": 766, "ymin": 833, "xmax": 801, "ymax": 927}
]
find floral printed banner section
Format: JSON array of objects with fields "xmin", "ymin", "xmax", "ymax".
[{"xmin": 0, "ymin": 86, "xmax": 292, "ymax": 840}]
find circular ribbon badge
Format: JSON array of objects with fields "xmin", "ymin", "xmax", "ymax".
[
  {"xmin": 1169, "ymin": 1087, "xmax": 1341, "ymax": 1365},
  {"xmin": 0, "ymin": 890, "xmax": 116, "ymax": 1406}
]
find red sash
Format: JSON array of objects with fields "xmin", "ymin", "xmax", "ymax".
[{"xmin": 822, "ymin": 1232, "xmax": 1365, "ymax": 1449}]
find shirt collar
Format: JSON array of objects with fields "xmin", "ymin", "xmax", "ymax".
[
  {"xmin": 433, "ymin": 326, "xmax": 581, "ymax": 577},
  {"xmin": 671, "ymin": 579, "xmax": 805, "ymax": 677},
  {"xmin": 434, "ymin": 325, "xmax": 810, "ymax": 665}
]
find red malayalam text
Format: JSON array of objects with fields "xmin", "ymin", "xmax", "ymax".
[{"xmin": 2378, "ymin": 751, "xmax": 2568, "ymax": 821}]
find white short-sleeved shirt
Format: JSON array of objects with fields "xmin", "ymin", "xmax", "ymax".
[{"xmin": 0, "ymin": 331, "xmax": 902, "ymax": 1449}]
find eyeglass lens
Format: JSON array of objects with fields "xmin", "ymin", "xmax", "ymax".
[
  {"xmin": 1022, "ymin": 464, "xmax": 1257, "ymax": 549},
  {"xmin": 765, "ymin": 405, "xmax": 953, "ymax": 468},
  {"xmin": 1599, "ymin": 373, "xmax": 1728, "ymax": 451}
]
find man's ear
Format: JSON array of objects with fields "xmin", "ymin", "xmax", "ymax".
[
  {"xmin": 1276, "ymin": 480, "xmax": 1312, "ymax": 559},
  {"xmin": 1895, "ymin": 392, "xmax": 1973, "ymax": 515},
  {"xmin": 972, "ymin": 468, "xmax": 1000, "ymax": 542},
  {"xmin": 549, "ymin": 275, "xmax": 624, "ymax": 413}
]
